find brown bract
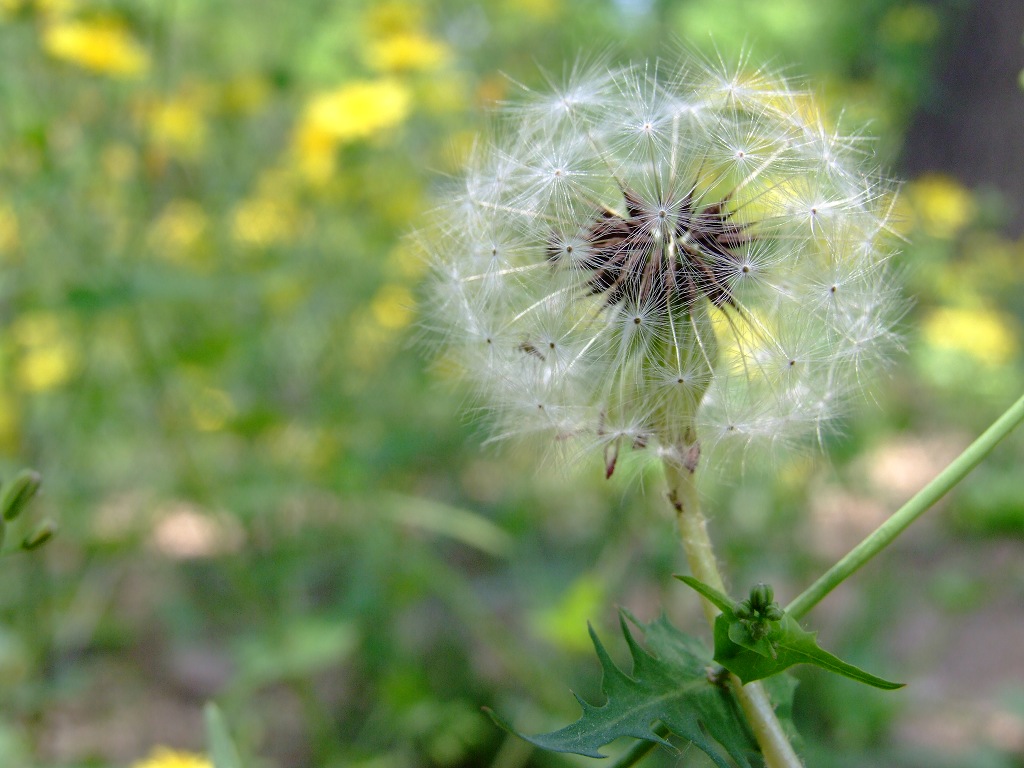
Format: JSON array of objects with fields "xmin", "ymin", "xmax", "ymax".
[{"xmin": 549, "ymin": 187, "xmax": 752, "ymax": 313}]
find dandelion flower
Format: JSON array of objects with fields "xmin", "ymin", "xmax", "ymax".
[
  {"xmin": 421, "ymin": 55, "xmax": 903, "ymax": 476},
  {"xmin": 293, "ymin": 78, "xmax": 411, "ymax": 181},
  {"xmin": 42, "ymin": 19, "xmax": 149, "ymax": 78},
  {"xmin": 131, "ymin": 747, "xmax": 211, "ymax": 768}
]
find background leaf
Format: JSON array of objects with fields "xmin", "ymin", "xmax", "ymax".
[{"xmin": 204, "ymin": 703, "xmax": 242, "ymax": 768}]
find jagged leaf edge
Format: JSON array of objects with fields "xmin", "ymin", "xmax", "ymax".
[
  {"xmin": 678, "ymin": 576, "xmax": 903, "ymax": 690},
  {"xmin": 486, "ymin": 613, "xmax": 755, "ymax": 767},
  {"xmin": 721, "ymin": 615, "xmax": 905, "ymax": 690}
]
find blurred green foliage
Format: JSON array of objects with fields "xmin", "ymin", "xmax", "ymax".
[{"xmin": 1, "ymin": 0, "xmax": 1023, "ymax": 766}]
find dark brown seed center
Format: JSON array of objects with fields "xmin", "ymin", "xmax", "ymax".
[{"xmin": 553, "ymin": 187, "xmax": 754, "ymax": 314}]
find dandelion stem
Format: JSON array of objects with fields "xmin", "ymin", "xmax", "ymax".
[
  {"xmin": 787, "ymin": 390, "xmax": 1024, "ymax": 620},
  {"xmin": 665, "ymin": 461, "xmax": 803, "ymax": 768}
]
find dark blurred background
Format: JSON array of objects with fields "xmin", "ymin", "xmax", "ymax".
[{"xmin": 1, "ymin": 1, "xmax": 1022, "ymax": 766}]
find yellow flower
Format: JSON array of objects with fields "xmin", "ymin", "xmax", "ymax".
[
  {"xmin": 231, "ymin": 195, "xmax": 302, "ymax": 248},
  {"xmin": 149, "ymin": 199, "xmax": 208, "ymax": 263},
  {"xmin": 0, "ymin": 202, "xmax": 20, "ymax": 256},
  {"xmin": 220, "ymin": 74, "xmax": 271, "ymax": 116},
  {"xmin": 131, "ymin": 747, "xmax": 212, "ymax": 768},
  {"xmin": 304, "ymin": 79, "xmax": 411, "ymax": 142},
  {"xmin": 922, "ymin": 306, "xmax": 1018, "ymax": 367},
  {"xmin": 0, "ymin": 0, "xmax": 21, "ymax": 19},
  {"xmin": 370, "ymin": 284, "xmax": 415, "ymax": 330},
  {"xmin": 42, "ymin": 19, "xmax": 149, "ymax": 77},
  {"xmin": 145, "ymin": 97, "xmax": 208, "ymax": 161},
  {"xmin": 366, "ymin": 31, "xmax": 450, "ymax": 72},
  {"xmin": 11, "ymin": 312, "xmax": 78, "ymax": 392},
  {"xmin": 907, "ymin": 174, "xmax": 976, "ymax": 240},
  {"xmin": 364, "ymin": 0, "xmax": 426, "ymax": 36},
  {"xmin": 293, "ymin": 79, "xmax": 411, "ymax": 182}
]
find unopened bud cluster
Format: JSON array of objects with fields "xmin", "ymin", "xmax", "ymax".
[
  {"xmin": 422, "ymin": 55, "xmax": 902, "ymax": 474},
  {"xmin": 0, "ymin": 468, "xmax": 53, "ymax": 552}
]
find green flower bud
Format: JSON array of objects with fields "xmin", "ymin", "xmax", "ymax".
[
  {"xmin": 1, "ymin": 469, "xmax": 42, "ymax": 521},
  {"xmin": 734, "ymin": 599, "xmax": 753, "ymax": 620},
  {"xmin": 22, "ymin": 518, "xmax": 57, "ymax": 551},
  {"xmin": 764, "ymin": 605, "xmax": 785, "ymax": 622},
  {"xmin": 749, "ymin": 583, "xmax": 774, "ymax": 612}
]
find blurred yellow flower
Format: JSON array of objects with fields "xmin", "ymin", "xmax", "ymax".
[
  {"xmin": 220, "ymin": 74, "xmax": 271, "ymax": 115},
  {"xmin": 146, "ymin": 97, "xmax": 208, "ymax": 161},
  {"xmin": 131, "ymin": 747, "xmax": 212, "ymax": 768},
  {"xmin": 231, "ymin": 195, "xmax": 302, "ymax": 248},
  {"xmin": 0, "ymin": 202, "xmax": 20, "ymax": 255},
  {"xmin": 370, "ymin": 284, "xmax": 414, "ymax": 330},
  {"xmin": 42, "ymin": 19, "xmax": 149, "ymax": 77},
  {"xmin": 364, "ymin": 0, "xmax": 425, "ymax": 36},
  {"xmin": 366, "ymin": 31, "xmax": 450, "ymax": 72},
  {"xmin": 348, "ymin": 285, "xmax": 416, "ymax": 371},
  {"xmin": 18, "ymin": 346, "xmax": 74, "ymax": 391},
  {"xmin": 294, "ymin": 79, "xmax": 411, "ymax": 182},
  {"xmin": 149, "ymin": 199, "xmax": 208, "ymax": 263},
  {"xmin": 907, "ymin": 174, "xmax": 976, "ymax": 240},
  {"xmin": 11, "ymin": 313, "xmax": 78, "ymax": 392},
  {"xmin": 922, "ymin": 306, "xmax": 1019, "ymax": 367}
]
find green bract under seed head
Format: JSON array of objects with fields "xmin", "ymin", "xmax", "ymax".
[{"xmin": 420, "ymin": 55, "xmax": 903, "ymax": 475}]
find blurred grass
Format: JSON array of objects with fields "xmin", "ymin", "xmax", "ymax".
[{"xmin": 1, "ymin": 0, "xmax": 1023, "ymax": 766}]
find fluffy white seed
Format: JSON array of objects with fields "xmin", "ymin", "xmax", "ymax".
[{"xmin": 420, "ymin": 55, "xmax": 903, "ymax": 475}]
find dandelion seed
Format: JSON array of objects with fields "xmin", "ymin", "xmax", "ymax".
[{"xmin": 420, "ymin": 54, "xmax": 903, "ymax": 476}]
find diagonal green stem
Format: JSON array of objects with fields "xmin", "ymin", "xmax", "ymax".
[
  {"xmin": 787, "ymin": 391, "xmax": 1024, "ymax": 620},
  {"xmin": 665, "ymin": 461, "xmax": 803, "ymax": 768}
]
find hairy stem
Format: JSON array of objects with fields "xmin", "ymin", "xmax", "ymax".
[
  {"xmin": 665, "ymin": 461, "xmax": 803, "ymax": 768},
  {"xmin": 787, "ymin": 390, "xmax": 1024, "ymax": 620}
]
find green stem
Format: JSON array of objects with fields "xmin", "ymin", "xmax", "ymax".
[
  {"xmin": 787, "ymin": 391, "xmax": 1024, "ymax": 620},
  {"xmin": 665, "ymin": 462, "xmax": 803, "ymax": 768}
]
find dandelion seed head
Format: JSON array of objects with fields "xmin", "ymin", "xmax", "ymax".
[{"xmin": 420, "ymin": 53, "xmax": 903, "ymax": 476}]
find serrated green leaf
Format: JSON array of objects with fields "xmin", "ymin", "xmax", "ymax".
[
  {"xmin": 488, "ymin": 612, "xmax": 792, "ymax": 767},
  {"xmin": 714, "ymin": 614, "xmax": 904, "ymax": 690},
  {"xmin": 678, "ymin": 578, "xmax": 903, "ymax": 690},
  {"xmin": 204, "ymin": 703, "xmax": 241, "ymax": 768}
]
